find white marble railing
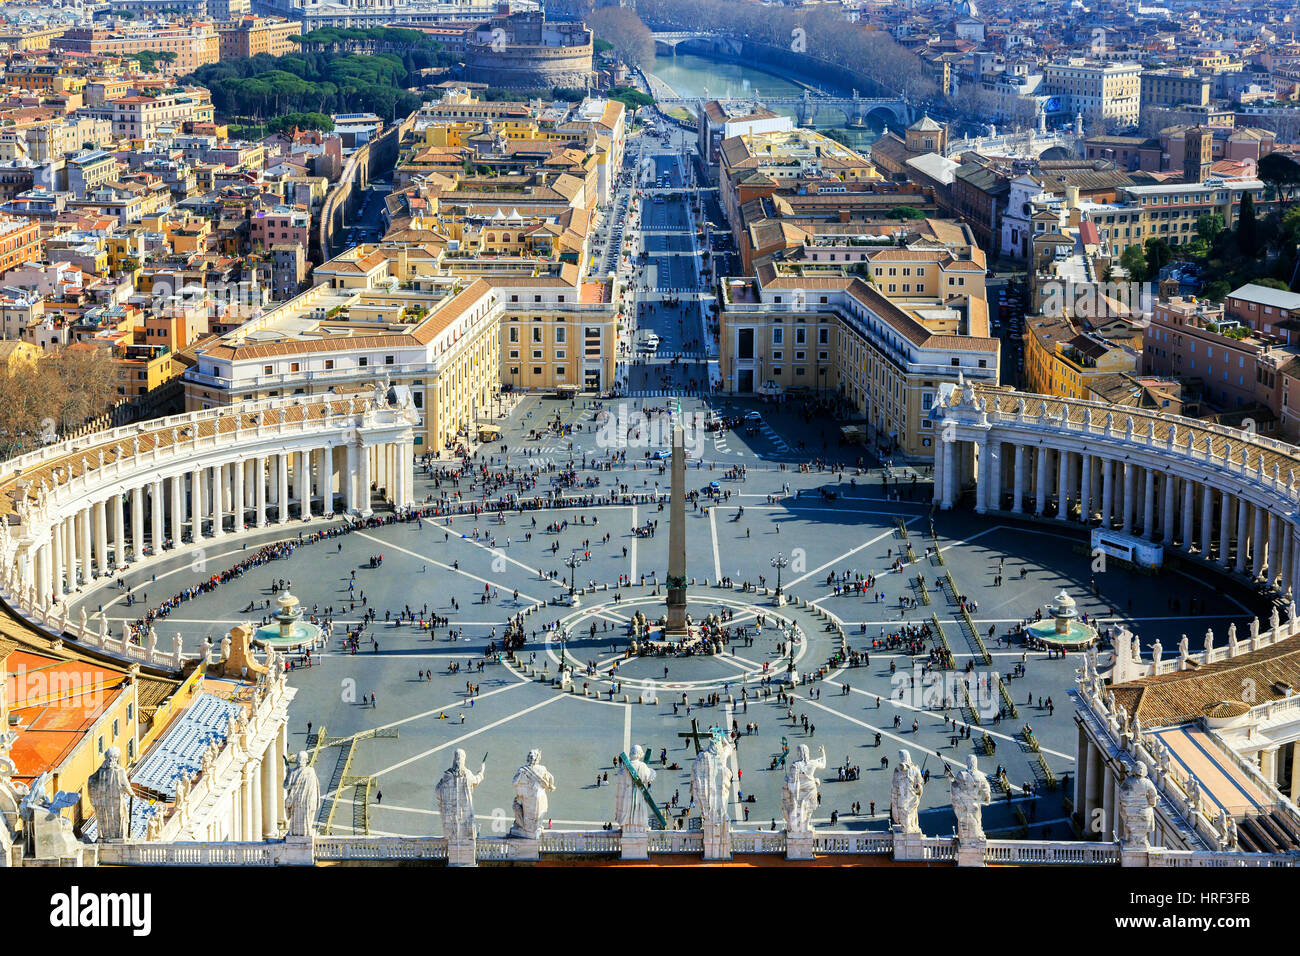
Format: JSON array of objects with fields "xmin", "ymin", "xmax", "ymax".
[
  {"xmin": 813, "ymin": 831, "xmax": 894, "ymax": 854},
  {"xmin": 1110, "ymin": 611, "xmax": 1297, "ymax": 683},
  {"xmin": 313, "ymin": 835, "xmax": 448, "ymax": 861},
  {"xmin": 984, "ymin": 840, "xmax": 1120, "ymax": 865},
  {"xmin": 648, "ymin": 830, "xmax": 705, "ymax": 854},
  {"xmin": 57, "ymin": 829, "xmax": 1300, "ymax": 866},
  {"xmin": 96, "ymin": 841, "xmax": 306, "ymax": 866},
  {"xmin": 1148, "ymin": 849, "xmax": 1299, "ymax": 867}
]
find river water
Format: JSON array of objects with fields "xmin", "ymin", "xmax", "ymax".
[{"xmin": 645, "ymin": 51, "xmax": 885, "ymax": 150}]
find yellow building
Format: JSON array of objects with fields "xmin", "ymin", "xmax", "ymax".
[{"xmin": 1023, "ymin": 315, "xmax": 1138, "ymax": 399}]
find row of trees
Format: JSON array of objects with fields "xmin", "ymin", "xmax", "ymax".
[
  {"xmin": 0, "ymin": 349, "xmax": 121, "ymax": 457},
  {"xmin": 601, "ymin": 0, "xmax": 934, "ymax": 100},
  {"xmin": 291, "ymin": 26, "xmax": 444, "ymax": 50},
  {"xmin": 586, "ymin": 6, "xmax": 656, "ymax": 69},
  {"xmin": 186, "ymin": 51, "xmax": 427, "ymax": 123}
]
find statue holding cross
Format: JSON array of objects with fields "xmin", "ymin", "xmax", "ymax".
[{"xmin": 678, "ymin": 717, "xmax": 709, "ymax": 754}]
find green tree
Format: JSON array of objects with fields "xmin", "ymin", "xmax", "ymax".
[
  {"xmin": 1119, "ymin": 244, "xmax": 1148, "ymax": 282},
  {"xmin": 1195, "ymin": 212, "xmax": 1224, "ymax": 245},
  {"xmin": 1260, "ymin": 151, "xmax": 1300, "ymax": 204},
  {"xmin": 1237, "ymin": 192, "xmax": 1258, "ymax": 255},
  {"xmin": 888, "ymin": 205, "xmax": 926, "ymax": 220},
  {"xmin": 1144, "ymin": 237, "xmax": 1173, "ymax": 278}
]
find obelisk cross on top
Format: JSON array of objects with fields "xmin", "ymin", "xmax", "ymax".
[{"xmin": 665, "ymin": 424, "xmax": 688, "ymax": 634}]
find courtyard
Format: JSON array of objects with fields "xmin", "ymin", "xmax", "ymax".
[{"xmin": 70, "ymin": 393, "xmax": 1271, "ymax": 843}]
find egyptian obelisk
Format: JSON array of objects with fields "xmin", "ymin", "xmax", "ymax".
[{"xmin": 665, "ymin": 424, "xmax": 688, "ymax": 633}]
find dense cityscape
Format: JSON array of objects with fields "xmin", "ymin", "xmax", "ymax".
[{"xmin": 0, "ymin": 0, "xmax": 1298, "ymax": 909}]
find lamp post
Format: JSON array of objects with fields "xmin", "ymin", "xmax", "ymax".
[
  {"xmin": 564, "ymin": 550, "xmax": 582, "ymax": 606},
  {"xmin": 771, "ymin": 552, "xmax": 788, "ymax": 607}
]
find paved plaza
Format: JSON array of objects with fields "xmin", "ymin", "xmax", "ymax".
[{"xmin": 71, "ymin": 392, "xmax": 1271, "ymax": 842}]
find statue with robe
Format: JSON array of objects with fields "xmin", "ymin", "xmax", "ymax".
[
  {"xmin": 87, "ymin": 747, "xmax": 133, "ymax": 842},
  {"xmin": 782, "ymin": 744, "xmax": 826, "ymax": 834},
  {"xmin": 436, "ymin": 748, "xmax": 485, "ymax": 846},
  {"xmin": 690, "ymin": 727, "xmax": 735, "ymax": 831},
  {"xmin": 614, "ymin": 744, "xmax": 656, "ymax": 832},
  {"xmin": 509, "ymin": 748, "xmax": 556, "ymax": 839},
  {"xmin": 949, "ymin": 754, "xmax": 991, "ymax": 843},
  {"xmin": 284, "ymin": 750, "xmax": 320, "ymax": 839},
  {"xmin": 891, "ymin": 748, "xmax": 925, "ymax": 833},
  {"xmin": 1118, "ymin": 761, "xmax": 1159, "ymax": 848}
]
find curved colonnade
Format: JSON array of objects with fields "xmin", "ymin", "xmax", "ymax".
[
  {"xmin": 935, "ymin": 383, "xmax": 1300, "ymax": 604},
  {"xmin": 0, "ymin": 392, "xmax": 419, "ymax": 671}
]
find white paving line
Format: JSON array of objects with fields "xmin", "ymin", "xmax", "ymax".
[
  {"xmin": 784, "ymin": 522, "xmax": 912, "ymax": 591},
  {"xmin": 630, "ymin": 505, "xmax": 638, "ymax": 580},
  {"xmin": 359, "ymin": 695, "xmax": 567, "ymax": 785},
  {"xmin": 353, "ymin": 530, "xmax": 554, "ymax": 604},
  {"xmin": 709, "ymin": 506, "xmax": 722, "ymax": 583}
]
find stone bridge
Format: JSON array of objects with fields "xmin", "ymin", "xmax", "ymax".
[{"xmin": 657, "ymin": 88, "xmax": 912, "ymax": 128}]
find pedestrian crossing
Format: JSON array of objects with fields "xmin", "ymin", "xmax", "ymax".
[{"xmin": 758, "ymin": 421, "xmax": 792, "ymax": 453}]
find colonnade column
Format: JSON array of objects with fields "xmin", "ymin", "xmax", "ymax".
[
  {"xmin": 170, "ymin": 475, "xmax": 184, "ymax": 546},
  {"xmin": 974, "ymin": 438, "xmax": 988, "ymax": 514},
  {"xmin": 1252, "ymin": 507, "xmax": 1268, "ymax": 580},
  {"xmin": 1078, "ymin": 452, "xmax": 1092, "ymax": 523},
  {"xmin": 1235, "ymin": 499, "xmax": 1250, "ymax": 574},
  {"xmin": 1121, "ymin": 463, "xmax": 1136, "ymax": 535},
  {"xmin": 1200, "ymin": 485, "xmax": 1214, "ymax": 557},
  {"xmin": 1035, "ymin": 446, "xmax": 1047, "ymax": 516},
  {"xmin": 988, "ymin": 440, "xmax": 1003, "ymax": 512},
  {"xmin": 277, "ymin": 453, "xmax": 290, "ymax": 523},
  {"xmin": 79, "ymin": 507, "xmax": 92, "ymax": 584},
  {"xmin": 299, "ymin": 450, "xmax": 311, "ymax": 520},
  {"xmin": 1101, "ymin": 458, "xmax": 1114, "ymax": 527},
  {"xmin": 1219, "ymin": 492, "xmax": 1233, "ymax": 568},
  {"xmin": 1180, "ymin": 480, "xmax": 1194, "ymax": 550},
  {"xmin": 93, "ymin": 499, "xmax": 107, "ymax": 575},
  {"xmin": 191, "ymin": 468, "xmax": 204, "ymax": 541},
  {"xmin": 210, "ymin": 464, "xmax": 225, "ymax": 539},
  {"xmin": 233, "ymin": 458, "xmax": 245, "ymax": 532},
  {"xmin": 1011, "ymin": 444, "xmax": 1025, "ymax": 514},
  {"xmin": 112, "ymin": 493, "xmax": 125, "ymax": 568},
  {"xmin": 255, "ymin": 456, "xmax": 267, "ymax": 528},
  {"xmin": 1056, "ymin": 449, "xmax": 1070, "ymax": 520},
  {"xmin": 131, "ymin": 486, "xmax": 144, "ymax": 560},
  {"xmin": 318, "ymin": 447, "xmax": 331, "ymax": 514},
  {"xmin": 359, "ymin": 442, "xmax": 374, "ymax": 516},
  {"xmin": 1160, "ymin": 473, "xmax": 1174, "ymax": 543},
  {"xmin": 150, "ymin": 479, "xmax": 163, "ymax": 552},
  {"xmin": 261, "ymin": 743, "xmax": 277, "ymax": 838}
]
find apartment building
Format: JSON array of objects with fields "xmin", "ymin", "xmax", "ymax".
[
  {"xmin": 1081, "ymin": 176, "xmax": 1266, "ymax": 257},
  {"xmin": 1024, "ymin": 315, "xmax": 1138, "ymax": 400},
  {"xmin": 214, "ymin": 15, "xmax": 301, "ymax": 59},
  {"xmin": 1042, "ymin": 59, "xmax": 1142, "ymax": 129},
  {"xmin": 719, "ymin": 268, "xmax": 999, "ymax": 457},
  {"xmin": 1143, "ymin": 294, "xmax": 1272, "ymax": 411},
  {"xmin": 1140, "ymin": 67, "xmax": 1213, "ymax": 111},
  {"xmin": 54, "ymin": 24, "xmax": 221, "ymax": 74},
  {"xmin": 78, "ymin": 88, "xmax": 215, "ymax": 141}
]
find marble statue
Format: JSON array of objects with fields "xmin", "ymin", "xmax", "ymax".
[
  {"xmin": 1118, "ymin": 762, "xmax": 1159, "ymax": 849},
  {"xmin": 0, "ymin": 749, "xmax": 28, "ymax": 848},
  {"xmin": 87, "ymin": 747, "xmax": 133, "ymax": 841},
  {"xmin": 614, "ymin": 744, "xmax": 656, "ymax": 832},
  {"xmin": 436, "ymin": 749, "xmax": 485, "ymax": 847},
  {"xmin": 691, "ymin": 727, "xmax": 736, "ymax": 858},
  {"xmin": 284, "ymin": 750, "xmax": 320, "ymax": 839},
  {"xmin": 891, "ymin": 748, "xmax": 925, "ymax": 833},
  {"xmin": 690, "ymin": 727, "xmax": 735, "ymax": 830},
  {"xmin": 509, "ymin": 748, "xmax": 556, "ymax": 839},
  {"xmin": 949, "ymin": 754, "xmax": 991, "ymax": 842},
  {"xmin": 782, "ymin": 744, "xmax": 826, "ymax": 834}
]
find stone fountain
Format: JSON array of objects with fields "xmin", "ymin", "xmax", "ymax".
[
  {"xmin": 1026, "ymin": 589, "xmax": 1098, "ymax": 650},
  {"xmin": 252, "ymin": 590, "xmax": 321, "ymax": 652}
]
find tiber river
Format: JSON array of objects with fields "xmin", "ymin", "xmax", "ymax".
[{"xmin": 644, "ymin": 50, "xmax": 888, "ymax": 150}]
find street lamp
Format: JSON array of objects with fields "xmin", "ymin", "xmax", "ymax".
[
  {"xmin": 564, "ymin": 550, "xmax": 582, "ymax": 602},
  {"xmin": 771, "ymin": 552, "xmax": 788, "ymax": 606}
]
